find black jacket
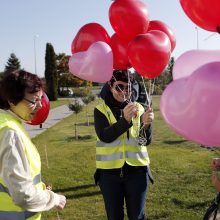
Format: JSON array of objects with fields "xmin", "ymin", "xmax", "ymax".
[{"xmin": 94, "ymin": 83, "xmax": 152, "ymax": 145}]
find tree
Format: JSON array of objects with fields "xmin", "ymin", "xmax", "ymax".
[
  {"xmin": 68, "ymin": 100, "xmax": 83, "ymax": 140},
  {"xmin": 5, "ymin": 53, "xmax": 21, "ymax": 71},
  {"xmin": 44, "ymin": 43, "xmax": 58, "ymax": 101}
]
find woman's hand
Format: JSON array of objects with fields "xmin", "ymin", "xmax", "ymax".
[
  {"xmin": 142, "ymin": 107, "xmax": 154, "ymax": 128},
  {"xmin": 211, "ymin": 158, "xmax": 220, "ymax": 171},
  {"xmin": 57, "ymin": 195, "xmax": 66, "ymax": 210},
  {"xmin": 123, "ymin": 102, "xmax": 138, "ymax": 123}
]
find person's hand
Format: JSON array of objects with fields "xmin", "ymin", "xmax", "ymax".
[
  {"xmin": 211, "ymin": 158, "xmax": 220, "ymax": 171},
  {"xmin": 123, "ymin": 102, "xmax": 138, "ymax": 123},
  {"xmin": 46, "ymin": 184, "xmax": 52, "ymax": 191},
  {"xmin": 57, "ymin": 195, "xmax": 66, "ymax": 210},
  {"xmin": 212, "ymin": 174, "xmax": 220, "ymax": 192},
  {"xmin": 142, "ymin": 107, "xmax": 154, "ymax": 127}
]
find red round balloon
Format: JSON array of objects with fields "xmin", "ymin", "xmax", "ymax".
[
  {"xmin": 180, "ymin": 0, "xmax": 220, "ymax": 32},
  {"xmin": 28, "ymin": 93, "xmax": 50, "ymax": 125},
  {"xmin": 71, "ymin": 23, "xmax": 111, "ymax": 54},
  {"xmin": 148, "ymin": 20, "xmax": 176, "ymax": 52},
  {"xmin": 128, "ymin": 30, "xmax": 171, "ymax": 79},
  {"xmin": 109, "ymin": 0, "xmax": 150, "ymax": 42},
  {"xmin": 110, "ymin": 33, "xmax": 131, "ymax": 69}
]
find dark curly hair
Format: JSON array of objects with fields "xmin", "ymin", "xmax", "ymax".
[
  {"xmin": 0, "ymin": 70, "xmax": 45, "ymax": 110},
  {"xmin": 109, "ymin": 69, "xmax": 134, "ymax": 86}
]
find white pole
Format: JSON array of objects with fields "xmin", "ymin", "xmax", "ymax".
[
  {"xmin": 195, "ymin": 27, "xmax": 199, "ymax": 49},
  {"xmin": 34, "ymin": 35, "xmax": 39, "ymax": 74}
]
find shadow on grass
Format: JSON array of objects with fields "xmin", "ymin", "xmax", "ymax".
[
  {"xmin": 163, "ymin": 140, "xmax": 188, "ymax": 145},
  {"xmin": 77, "ymin": 122, "xmax": 94, "ymax": 126},
  {"xmin": 54, "ymin": 183, "xmax": 101, "ymax": 199},
  {"xmin": 65, "ymin": 135, "xmax": 95, "ymax": 141},
  {"xmin": 66, "ymin": 191, "xmax": 101, "ymax": 199},
  {"xmin": 172, "ymin": 198, "xmax": 208, "ymax": 209}
]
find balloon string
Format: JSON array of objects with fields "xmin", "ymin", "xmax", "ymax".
[
  {"xmin": 203, "ymin": 32, "xmax": 216, "ymax": 41},
  {"xmin": 111, "ymin": 75, "xmax": 132, "ymax": 103},
  {"xmin": 141, "ymin": 76, "xmax": 151, "ymax": 108}
]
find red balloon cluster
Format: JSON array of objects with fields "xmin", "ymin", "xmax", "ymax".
[
  {"xmin": 28, "ymin": 93, "xmax": 50, "ymax": 125},
  {"xmin": 70, "ymin": 0, "xmax": 176, "ymax": 79}
]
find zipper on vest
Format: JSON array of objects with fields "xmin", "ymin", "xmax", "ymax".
[{"xmin": 120, "ymin": 168, "xmax": 123, "ymax": 178}]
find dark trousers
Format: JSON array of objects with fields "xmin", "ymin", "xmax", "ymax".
[{"xmin": 99, "ymin": 167, "xmax": 148, "ymax": 220}]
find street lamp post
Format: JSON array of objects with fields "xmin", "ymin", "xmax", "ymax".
[
  {"xmin": 195, "ymin": 27, "xmax": 199, "ymax": 49},
  {"xmin": 34, "ymin": 35, "xmax": 39, "ymax": 74}
]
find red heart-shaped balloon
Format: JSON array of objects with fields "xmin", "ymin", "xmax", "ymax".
[
  {"xmin": 110, "ymin": 33, "xmax": 131, "ymax": 70},
  {"xmin": 71, "ymin": 23, "xmax": 111, "ymax": 54},
  {"xmin": 128, "ymin": 30, "xmax": 171, "ymax": 79},
  {"xmin": 28, "ymin": 93, "xmax": 50, "ymax": 125},
  {"xmin": 180, "ymin": 0, "xmax": 220, "ymax": 32},
  {"xmin": 148, "ymin": 20, "xmax": 176, "ymax": 52},
  {"xmin": 109, "ymin": 0, "xmax": 150, "ymax": 42}
]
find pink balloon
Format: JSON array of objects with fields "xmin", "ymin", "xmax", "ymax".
[
  {"xmin": 69, "ymin": 41, "xmax": 113, "ymax": 83},
  {"xmin": 173, "ymin": 50, "xmax": 220, "ymax": 80},
  {"xmin": 160, "ymin": 62, "xmax": 220, "ymax": 147}
]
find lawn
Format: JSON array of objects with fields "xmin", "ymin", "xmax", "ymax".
[{"xmin": 32, "ymin": 96, "xmax": 219, "ymax": 220}]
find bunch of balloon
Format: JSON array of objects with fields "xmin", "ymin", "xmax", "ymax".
[
  {"xmin": 160, "ymin": 50, "xmax": 220, "ymax": 147},
  {"xmin": 109, "ymin": 0, "xmax": 176, "ymax": 79},
  {"xmin": 69, "ymin": 23, "xmax": 113, "ymax": 83},
  {"xmin": 27, "ymin": 92, "xmax": 50, "ymax": 125},
  {"xmin": 180, "ymin": 0, "xmax": 220, "ymax": 33}
]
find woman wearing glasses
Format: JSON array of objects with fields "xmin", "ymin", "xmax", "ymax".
[
  {"xmin": 0, "ymin": 70, "xmax": 66, "ymax": 220},
  {"xmin": 94, "ymin": 70, "xmax": 154, "ymax": 220}
]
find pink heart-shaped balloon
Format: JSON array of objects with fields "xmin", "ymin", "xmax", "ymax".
[
  {"xmin": 160, "ymin": 62, "xmax": 220, "ymax": 147},
  {"xmin": 173, "ymin": 49, "xmax": 220, "ymax": 80},
  {"xmin": 69, "ymin": 41, "xmax": 113, "ymax": 83}
]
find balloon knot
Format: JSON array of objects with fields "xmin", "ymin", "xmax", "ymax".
[{"xmin": 216, "ymin": 26, "xmax": 220, "ymax": 34}]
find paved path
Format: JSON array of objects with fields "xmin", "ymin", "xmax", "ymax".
[{"xmin": 23, "ymin": 104, "xmax": 72, "ymax": 138}]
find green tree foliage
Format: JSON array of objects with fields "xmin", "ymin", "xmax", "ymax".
[
  {"xmin": 0, "ymin": 72, "xmax": 4, "ymax": 81},
  {"xmin": 56, "ymin": 53, "xmax": 92, "ymax": 89},
  {"xmin": 68, "ymin": 100, "xmax": 83, "ymax": 139},
  {"xmin": 44, "ymin": 43, "xmax": 58, "ymax": 101},
  {"xmin": 5, "ymin": 53, "xmax": 21, "ymax": 71}
]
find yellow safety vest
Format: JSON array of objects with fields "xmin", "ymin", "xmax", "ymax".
[
  {"xmin": 96, "ymin": 102, "xmax": 150, "ymax": 169},
  {"xmin": 0, "ymin": 112, "xmax": 45, "ymax": 220}
]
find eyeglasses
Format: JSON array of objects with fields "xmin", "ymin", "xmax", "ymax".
[
  {"xmin": 114, "ymin": 84, "xmax": 130, "ymax": 92},
  {"xmin": 23, "ymin": 97, "xmax": 42, "ymax": 106}
]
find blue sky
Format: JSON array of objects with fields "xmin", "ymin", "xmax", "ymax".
[{"xmin": 1, "ymin": 0, "xmax": 220, "ymax": 77}]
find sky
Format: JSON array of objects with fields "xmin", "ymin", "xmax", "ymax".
[{"xmin": 1, "ymin": 0, "xmax": 220, "ymax": 78}]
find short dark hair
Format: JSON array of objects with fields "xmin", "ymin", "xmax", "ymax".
[
  {"xmin": 109, "ymin": 69, "xmax": 134, "ymax": 86},
  {"xmin": 0, "ymin": 70, "xmax": 44, "ymax": 109}
]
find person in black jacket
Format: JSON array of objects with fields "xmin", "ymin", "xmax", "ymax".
[{"xmin": 94, "ymin": 70, "xmax": 154, "ymax": 220}]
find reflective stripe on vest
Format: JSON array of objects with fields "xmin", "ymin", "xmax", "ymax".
[
  {"xmin": 0, "ymin": 112, "xmax": 43, "ymax": 220},
  {"xmin": 95, "ymin": 102, "xmax": 150, "ymax": 169}
]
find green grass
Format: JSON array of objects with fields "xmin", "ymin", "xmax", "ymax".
[
  {"xmin": 32, "ymin": 97, "xmax": 219, "ymax": 220},
  {"xmin": 50, "ymin": 99, "xmax": 72, "ymax": 109}
]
